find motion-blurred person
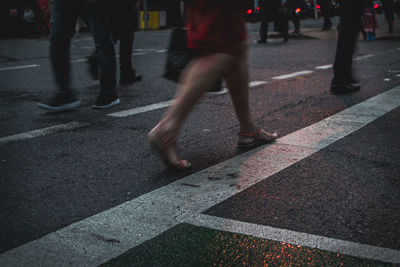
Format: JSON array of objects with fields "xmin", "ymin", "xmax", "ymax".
[
  {"xmin": 258, "ymin": 0, "xmax": 284, "ymax": 43},
  {"xmin": 148, "ymin": 0, "xmax": 278, "ymax": 170},
  {"xmin": 382, "ymin": 0, "xmax": 400, "ymax": 33},
  {"xmin": 363, "ymin": 0, "xmax": 378, "ymax": 41},
  {"xmin": 284, "ymin": 0, "xmax": 302, "ymax": 34},
  {"xmin": 88, "ymin": 0, "xmax": 142, "ymax": 85},
  {"xmin": 38, "ymin": 0, "xmax": 118, "ymax": 111},
  {"xmin": 331, "ymin": 0, "xmax": 363, "ymax": 94},
  {"xmin": 23, "ymin": 7, "xmax": 36, "ymax": 35},
  {"xmin": 320, "ymin": 0, "xmax": 333, "ymax": 30}
]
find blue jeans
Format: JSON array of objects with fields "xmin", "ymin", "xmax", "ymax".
[{"xmin": 49, "ymin": 0, "xmax": 116, "ymax": 95}]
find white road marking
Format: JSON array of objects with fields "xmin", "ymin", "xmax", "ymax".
[
  {"xmin": 354, "ymin": 54, "xmax": 374, "ymax": 61},
  {"xmin": 2, "ymin": 85, "xmax": 400, "ymax": 266},
  {"xmin": 249, "ymin": 81, "xmax": 268, "ymax": 87},
  {"xmin": 0, "ymin": 122, "xmax": 89, "ymax": 145},
  {"xmin": 185, "ymin": 214, "xmax": 400, "ymax": 265},
  {"xmin": 108, "ymin": 100, "xmax": 175, "ymax": 117},
  {"xmin": 108, "ymin": 81, "xmax": 268, "ymax": 117},
  {"xmin": 156, "ymin": 49, "xmax": 167, "ymax": 53},
  {"xmin": 315, "ymin": 64, "xmax": 332, "ymax": 70},
  {"xmin": 132, "ymin": 52, "xmax": 148, "ymax": 56},
  {"xmin": 272, "ymin": 70, "xmax": 313, "ymax": 80},
  {"xmin": 0, "ymin": 64, "xmax": 40, "ymax": 71},
  {"xmin": 70, "ymin": 59, "xmax": 87, "ymax": 63}
]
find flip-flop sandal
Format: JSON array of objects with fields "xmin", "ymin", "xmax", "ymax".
[
  {"xmin": 237, "ymin": 128, "xmax": 278, "ymax": 149},
  {"xmin": 148, "ymin": 131, "xmax": 191, "ymax": 170}
]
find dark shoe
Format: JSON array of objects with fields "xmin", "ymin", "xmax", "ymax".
[
  {"xmin": 92, "ymin": 92, "xmax": 120, "ymax": 109},
  {"xmin": 330, "ymin": 80, "xmax": 361, "ymax": 94},
  {"xmin": 87, "ymin": 55, "xmax": 99, "ymax": 80},
  {"xmin": 257, "ymin": 39, "xmax": 267, "ymax": 44},
  {"xmin": 38, "ymin": 92, "xmax": 80, "ymax": 111},
  {"xmin": 120, "ymin": 69, "xmax": 142, "ymax": 85}
]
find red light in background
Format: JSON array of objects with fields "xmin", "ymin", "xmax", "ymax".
[
  {"xmin": 295, "ymin": 8, "xmax": 301, "ymax": 13},
  {"xmin": 256, "ymin": 6, "xmax": 260, "ymax": 10},
  {"xmin": 316, "ymin": 5, "xmax": 321, "ymax": 9},
  {"xmin": 373, "ymin": 4, "xmax": 379, "ymax": 8},
  {"xmin": 247, "ymin": 9, "xmax": 253, "ymax": 14}
]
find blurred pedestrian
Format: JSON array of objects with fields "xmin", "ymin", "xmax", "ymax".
[
  {"xmin": 320, "ymin": 0, "xmax": 333, "ymax": 30},
  {"xmin": 148, "ymin": 0, "xmax": 278, "ymax": 170},
  {"xmin": 382, "ymin": 0, "xmax": 400, "ymax": 33},
  {"xmin": 23, "ymin": 7, "xmax": 36, "ymax": 35},
  {"xmin": 363, "ymin": 0, "xmax": 378, "ymax": 41},
  {"xmin": 87, "ymin": 0, "xmax": 142, "ymax": 85},
  {"xmin": 258, "ymin": 0, "xmax": 284, "ymax": 43},
  {"xmin": 38, "ymin": 0, "xmax": 118, "ymax": 111},
  {"xmin": 284, "ymin": 0, "xmax": 302, "ymax": 34},
  {"xmin": 35, "ymin": 7, "xmax": 49, "ymax": 34},
  {"xmin": 331, "ymin": 0, "xmax": 363, "ymax": 94}
]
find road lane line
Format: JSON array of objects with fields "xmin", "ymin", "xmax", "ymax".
[
  {"xmin": 315, "ymin": 64, "xmax": 332, "ymax": 70},
  {"xmin": 107, "ymin": 81, "xmax": 268, "ymax": 118},
  {"xmin": 272, "ymin": 70, "xmax": 313, "ymax": 80},
  {"xmin": 354, "ymin": 54, "xmax": 374, "ymax": 61},
  {"xmin": 108, "ymin": 100, "xmax": 175, "ymax": 118},
  {"xmin": 2, "ymin": 85, "xmax": 400, "ymax": 266},
  {"xmin": 184, "ymin": 214, "xmax": 400, "ymax": 264},
  {"xmin": 0, "ymin": 64, "xmax": 40, "ymax": 71},
  {"xmin": 0, "ymin": 122, "xmax": 89, "ymax": 145},
  {"xmin": 71, "ymin": 59, "xmax": 87, "ymax": 63}
]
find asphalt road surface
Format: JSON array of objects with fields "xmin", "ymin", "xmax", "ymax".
[{"xmin": 1, "ymin": 17, "xmax": 400, "ymax": 266}]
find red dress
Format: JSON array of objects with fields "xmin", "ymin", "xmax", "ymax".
[{"xmin": 186, "ymin": 0, "xmax": 247, "ymax": 55}]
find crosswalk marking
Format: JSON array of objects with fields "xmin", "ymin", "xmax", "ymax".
[
  {"xmin": 184, "ymin": 214, "xmax": 400, "ymax": 264},
  {"xmin": 272, "ymin": 70, "xmax": 313, "ymax": 80},
  {"xmin": 0, "ymin": 122, "xmax": 89, "ymax": 145},
  {"xmin": 0, "ymin": 64, "xmax": 40, "ymax": 71},
  {"xmin": 2, "ymin": 85, "xmax": 399, "ymax": 266}
]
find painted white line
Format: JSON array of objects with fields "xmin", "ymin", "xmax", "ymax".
[
  {"xmin": 184, "ymin": 214, "xmax": 400, "ymax": 264},
  {"xmin": 315, "ymin": 64, "xmax": 332, "ymax": 70},
  {"xmin": 108, "ymin": 81, "xmax": 268, "ymax": 117},
  {"xmin": 2, "ymin": 85, "xmax": 400, "ymax": 266},
  {"xmin": 354, "ymin": 54, "xmax": 374, "ymax": 61},
  {"xmin": 70, "ymin": 59, "xmax": 87, "ymax": 63},
  {"xmin": 272, "ymin": 70, "xmax": 313, "ymax": 80},
  {"xmin": 0, "ymin": 64, "xmax": 40, "ymax": 71},
  {"xmin": 249, "ymin": 81, "xmax": 268, "ymax": 87},
  {"xmin": 156, "ymin": 49, "xmax": 167, "ymax": 53},
  {"xmin": 0, "ymin": 122, "xmax": 89, "ymax": 145},
  {"xmin": 108, "ymin": 100, "xmax": 174, "ymax": 117},
  {"xmin": 132, "ymin": 52, "xmax": 148, "ymax": 56},
  {"xmin": 81, "ymin": 46, "xmax": 93, "ymax": 50}
]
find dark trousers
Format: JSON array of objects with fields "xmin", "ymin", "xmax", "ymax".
[
  {"xmin": 119, "ymin": 23, "xmax": 136, "ymax": 73},
  {"xmin": 49, "ymin": 0, "xmax": 116, "ymax": 94},
  {"xmin": 259, "ymin": 17, "xmax": 269, "ymax": 41},
  {"xmin": 333, "ymin": 0, "xmax": 363, "ymax": 83}
]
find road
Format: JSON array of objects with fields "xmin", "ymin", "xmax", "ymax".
[{"xmin": 1, "ymin": 17, "xmax": 400, "ymax": 266}]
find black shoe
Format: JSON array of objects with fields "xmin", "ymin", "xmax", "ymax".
[
  {"xmin": 38, "ymin": 92, "xmax": 80, "ymax": 111},
  {"xmin": 330, "ymin": 81, "xmax": 361, "ymax": 94},
  {"xmin": 87, "ymin": 55, "xmax": 99, "ymax": 80},
  {"xmin": 120, "ymin": 70, "xmax": 142, "ymax": 85},
  {"xmin": 257, "ymin": 39, "xmax": 267, "ymax": 44},
  {"xmin": 92, "ymin": 92, "xmax": 120, "ymax": 109}
]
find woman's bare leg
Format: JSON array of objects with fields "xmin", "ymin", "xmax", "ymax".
[
  {"xmin": 148, "ymin": 53, "xmax": 229, "ymax": 168},
  {"xmin": 224, "ymin": 42, "xmax": 277, "ymax": 145}
]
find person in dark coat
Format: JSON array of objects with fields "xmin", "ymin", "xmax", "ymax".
[
  {"xmin": 331, "ymin": 0, "xmax": 364, "ymax": 94},
  {"xmin": 38, "ymin": 0, "xmax": 118, "ymax": 111},
  {"xmin": 285, "ymin": 0, "xmax": 302, "ymax": 34},
  {"xmin": 258, "ymin": 0, "xmax": 284, "ymax": 43},
  {"xmin": 88, "ymin": 0, "xmax": 142, "ymax": 84},
  {"xmin": 320, "ymin": 0, "xmax": 333, "ymax": 30},
  {"xmin": 382, "ymin": 0, "xmax": 400, "ymax": 33}
]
